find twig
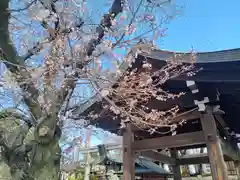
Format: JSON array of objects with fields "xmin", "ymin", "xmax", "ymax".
[{"xmin": 58, "ymin": 0, "xmax": 124, "ymax": 105}]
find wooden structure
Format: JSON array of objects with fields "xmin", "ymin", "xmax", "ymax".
[{"xmin": 77, "ymin": 48, "xmax": 240, "ymax": 180}]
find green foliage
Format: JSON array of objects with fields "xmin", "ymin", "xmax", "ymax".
[
  {"xmin": 0, "ymin": 161, "xmax": 12, "ymax": 180},
  {"xmin": 68, "ymin": 176, "xmax": 83, "ymax": 180},
  {"xmin": 67, "ymin": 171, "xmax": 84, "ymax": 180}
]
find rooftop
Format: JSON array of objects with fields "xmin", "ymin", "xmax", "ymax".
[{"xmin": 76, "ymin": 47, "xmax": 240, "ymax": 136}]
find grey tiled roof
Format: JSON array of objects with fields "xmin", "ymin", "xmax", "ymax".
[
  {"xmin": 140, "ymin": 48, "xmax": 240, "ymax": 63},
  {"xmin": 103, "ymin": 154, "xmax": 171, "ymax": 175},
  {"xmin": 136, "ymin": 157, "xmax": 171, "ymax": 175}
]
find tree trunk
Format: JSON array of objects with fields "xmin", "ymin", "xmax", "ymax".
[
  {"xmin": 0, "ymin": 142, "xmax": 61, "ymax": 180},
  {"xmin": 28, "ymin": 132, "xmax": 61, "ymax": 180},
  {"xmin": 0, "ymin": 115, "xmax": 61, "ymax": 180}
]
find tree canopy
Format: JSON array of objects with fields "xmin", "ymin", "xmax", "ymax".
[{"xmin": 0, "ymin": 0, "xmax": 191, "ymax": 179}]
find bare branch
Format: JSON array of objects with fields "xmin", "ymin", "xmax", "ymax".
[
  {"xmin": 79, "ymin": 0, "xmax": 123, "ymax": 65},
  {"xmin": 57, "ymin": 0, "xmax": 123, "ymax": 106}
]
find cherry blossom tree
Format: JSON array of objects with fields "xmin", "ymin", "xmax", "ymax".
[{"xmin": 0, "ymin": 0, "xmax": 188, "ymax": 179}]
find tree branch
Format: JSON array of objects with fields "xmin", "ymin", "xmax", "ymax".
[
  {"xmin": 0, "ymin": 0, "xmax": 41, "ymax": 119},
  {"xmin": 0, "ymin": 133, "xmax": 9, "ymax": 150},
  {"xmin": 22, "ymin": 0, "xmax": 63, "ymax": 61},
  {"xmin": 57, "ymin": 0, "xmax": 123, "ymax": 106},
  {"xmin": 0, "ymin": 108, "xmax": 34, "ymax": 126},
  {"xmin": 81, "ymin": 0, "xmax": 123, "ymax": 63},
  {"xmin": 21, "ymin": 25, "xmax": 82, "ymax": 61}
]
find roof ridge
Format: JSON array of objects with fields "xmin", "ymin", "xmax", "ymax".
[{"xmin": 155, "ymin": 48, "xmax": 240, "ymax": 54}]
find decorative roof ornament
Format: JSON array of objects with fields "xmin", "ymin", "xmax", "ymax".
[{"xmin": 186, "ymin": 80, "xmax": 209, "ymax": 112}]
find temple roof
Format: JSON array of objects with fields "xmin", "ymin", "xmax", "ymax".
[
  {"xmin": 141, "ymin": 48, "xmax": 240, "ymax": 63},
  {"xmin": 77, "ymin": 47, "xmax": 240, "ymax": 136},
  {"xmin": 96, "ymin": 145, "xmax": 171, "ymax": 175}
]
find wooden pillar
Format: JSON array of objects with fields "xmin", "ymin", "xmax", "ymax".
[
  {"xmin": 123, "ymin": 123, "xmax": 135, "ymax": 180},
  {"xmin": 170, "ymin": 149, "xmax": 182, "ymax": 180},
  {"xmin": 200, "ymin": 109, "xmax": 228, "ymax": 180}
]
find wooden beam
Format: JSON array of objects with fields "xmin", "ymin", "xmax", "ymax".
[
  {"xmin": 131, "ymin": 108, "xmax": 225, "ymax": 132},
  {"xmin": 214, "ymin": 114, "xmax": 231, "ymax": 141},
  {"xmin": 132, "ymin": 131, "xmax": 206, "ymax": 151},
  {"xmin": 220, "ymin": 138, "xmax": 240, "ymax": 161},
  {"xmin": 200, "ymin": 109, "xmax": 228, "ymax": 180},
  {"xmin": 214, "ymin": 114, "xmax": 227, "ymax": 129},
  {"xmin": 123, "ymin": 123, "xmax": 135, "ymax": 180},
  {"xmin": 176, "ymin": 144, "xmax": 206, "ymax": 150},
  {"xmin": 131, "ymin": 108, "xmax": 200, "ymax": 132},
  {"xmin": 177, "ymin": 153, "xmax": 209, "ymax": 165},
  {"xmin": 171, "ymin": 149, "xmax": 182, "ymax": 180},
  {"xmin": 171, "ymin": 107, "xmax": 200, "ymax": 124},
  {"xmin": 139, "ymin": 151, "xmax": 176, "ymax": 165},
  {"xmin": 212, "ymin": 114, "xmax": 239, "ymax": 161},
  {"xmin": 177, "ymin": 152, "xmax": 238, "ymax": 165}
]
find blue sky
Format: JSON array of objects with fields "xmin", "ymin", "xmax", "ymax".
[{"xmin": 160, "ymin": 0, "xmax": 240, "ymax": 52}]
